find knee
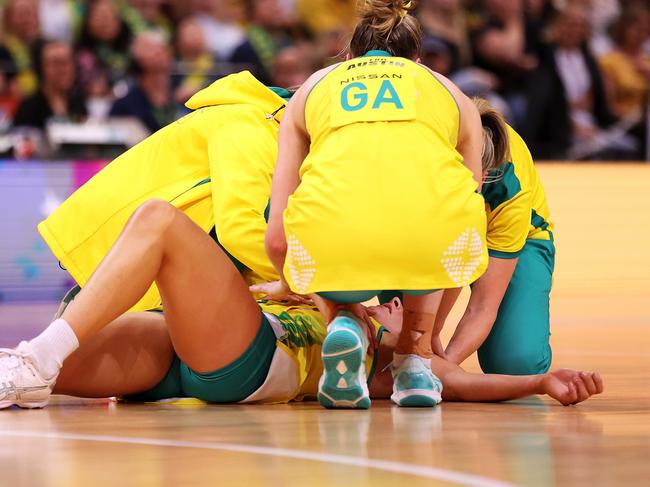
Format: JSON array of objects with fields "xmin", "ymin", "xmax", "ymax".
[
  {"xmin": 129, "ymin": 199, "xmax": 177, "ymax": 236},
  {"xmin": 478, "ymin": 344, "xmax": 552, "ymax": 376}
]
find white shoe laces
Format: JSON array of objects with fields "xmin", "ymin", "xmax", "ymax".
[{"xmin": 0, "ymin": 348, "xmax": 38, "ymax": 381}]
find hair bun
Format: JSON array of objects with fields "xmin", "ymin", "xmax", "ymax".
[{"xmin": 358, "ymin": 0, "xmax": 418, "ymax": 37}]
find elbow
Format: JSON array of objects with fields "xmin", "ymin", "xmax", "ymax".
[{"xmin": 265, "ymin": 231, "xmax": 287, "ymax": 262}]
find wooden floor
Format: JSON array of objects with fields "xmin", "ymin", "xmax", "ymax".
[{"xmin": 1, "ymin": 164, "xmax": 649, "ymax": 486}]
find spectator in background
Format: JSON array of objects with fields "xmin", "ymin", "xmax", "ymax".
[
  {"xmin": 173, "ymin": 18, "xmax": 218, "ymax": 104},
  {"xmin": 109, "ymin": 31, "xmax": 176, "ymax": 134},
  {"xmin": 525, "ymin": 6, "xmax": 628, "ymax": 160},
  {"xmin": 295, "ymin": 0, "xmax": 353, "ymax": 65},
  {"xmin": 38, "ymin": 0, "xmax": 84, "ymax": 42},
  {"xmin": 420, "ymin": 35, "xmax": 454, "ymax": 76},
  {"xmin": 12, "ymin": 40, "xmax": 87, "ymax": 129},
  {"xmin": 599, "ymin": 5, "xmax": 650, "ymax": 119},
  {"xmin": 557, "ymin": 0, "xmax": 621, "ymax": 56},
  {"xmin": 270, "ymin": 44, "xmax": 316, "ymax": 89},
  {"xmin": 230, "ymin": 0, "xmax": 295, "ymax": 84},
  {"xmin": 0, "ymin": 47, "xmax": 20, "ymax": 131},
  {"xmin": 189, "ymin": 0, "xmax": 245, "ymax": 61},
  {"xmin": 0, "ymin": 0, "xmax": 41, "ymax": 99},
  {"xmin": 599, "ymin": 4, "xmax": 649, "ymax": 158},
  {"xmin": 120, "ymin": 0, "xmax": 173, "ymax": 39},
  {"xmin": 77, "ymin": 0, "xmax": 133, "ymax": 118},
  {"xmin": 469, "ymin": 0, "xmax": 540, "ymax": 128},
  {"xmin": 417, "ymin": 33, "xmax": 510, "ymax": 118},
  {"xmin": 419, "ymin": 0, "xmax": 472, "ymax": 73},
  {"xmin": 296, "ymin": 0, "xmax": 356, "ymax": 37}
]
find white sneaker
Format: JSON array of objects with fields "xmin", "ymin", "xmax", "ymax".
[
  {"xmin": 0, "ymin": 342, "xmax": 56, "ymax": 409},
  {"xmin": 317, "ymin": 313, "xmax": 371, "ymax": 409},
  {"xmin": 390, "ymin": 354, "xmax": 443, "ymax": 407}
]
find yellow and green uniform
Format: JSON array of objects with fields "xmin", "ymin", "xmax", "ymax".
[
  {"xmin": 478, "ymin": 126, "xmax": 555, "ymax": 375},
  {"xmin": 131, "ymin": 302, "xmax": 384, "ymax": 404},
  {"xmin": 38, "ymin": 71, "xmax": 285, "ymax": 312},
  {"xmin": 284, "ymin": 50, "xmax": 488, "ymax": 296}
]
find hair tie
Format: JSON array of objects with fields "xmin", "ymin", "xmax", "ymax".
[{"xmin": 399, "ymin": 0, "xmax": 413, "ymax": 18}]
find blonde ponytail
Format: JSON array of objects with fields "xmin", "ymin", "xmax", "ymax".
[{"xmin": 473, "ymin": 98, "xmax": 511, "ymax": 175}]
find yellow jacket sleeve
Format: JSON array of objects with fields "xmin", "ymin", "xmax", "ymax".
[{"xmin": 209, "ymin": 106, "xmax": 279, "ymax": 282}]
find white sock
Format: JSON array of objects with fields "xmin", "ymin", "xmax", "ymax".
[
  {"xmin": 29, "ymin": 318, "xmax": 80, "ymax": 379},
  {"xmin": 393, "ymin": 352, "xmax": 432, "ymax": 368}
]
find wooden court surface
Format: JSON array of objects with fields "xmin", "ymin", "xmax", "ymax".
[{"xmin": 0, "ymin": 164, "xmax": 649, "ymax": 486}]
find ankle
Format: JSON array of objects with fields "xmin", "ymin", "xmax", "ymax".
[
  {"xmin": 29, "ymin": 318, "xmax": 79, "ymax": 379},
  {"xmin": 393, "ymin": 352, "xmax": 432, "ymax": 368}
]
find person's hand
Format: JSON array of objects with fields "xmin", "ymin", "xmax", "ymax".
[
  {"xmin": 344, "ymin": 303, "xmax": 379, "ymax": 354},
  {"xmin": 542, "ymin": 369, "xmax": 604, "ymax": 406},
  {"xmin": 310, "ymin": 295, "xmax": 378, "ymax": 354},
  {"xmin": 310, "ymin": 293, "xmax": 339, "ymax": 322},
  {"xmin": 249, "ymin": 280, "xmax": 308, "ymax": 304}
]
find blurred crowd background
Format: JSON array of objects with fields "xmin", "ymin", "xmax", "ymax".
[{"xmin": 0, "ymin": 0, "xmax": 648, "ymax": 160}]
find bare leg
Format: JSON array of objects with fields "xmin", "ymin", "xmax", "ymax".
[
  {"xmin": 431, "ymin": 288, "xmax": 462, "ymax": 357},
  {"xmin": 54, "ymin": 313, "xmax": 174, "ymax": 397},
  {"xmin": 368, "ymin": 332, "xmax": 397, "ymax": 399},
  {"xmin": 395, "ymin": 292, "xmax": 444, "ymax": 358},
  {"xmin": 62, "ymin": 199, "xmax": 261, "ymax": 373}
]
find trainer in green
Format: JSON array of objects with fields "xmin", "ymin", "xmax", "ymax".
[
  {"xmin": 318, "ymin": 312, "xmax": 371, "ymax": 409},
  {"xmin": 390, "ymin": 354, "xmax": 443, "ymax": 407}
]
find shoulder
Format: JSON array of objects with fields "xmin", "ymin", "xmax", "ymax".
[
  {"xmin": 303, "ymin": 64, "xmax": 341, "ymax": 94},
  {"xmin": 483, "ymin": 161, "xmax": 523, "ymax": 210},
  {"xmin": 293, "ymin": 64, "xmax": 342, "ymax": 109}
]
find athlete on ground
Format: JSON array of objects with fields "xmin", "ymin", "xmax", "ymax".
[{"xmin": 0, "ymin": 202, "xmax": 601, "ymax": 409}]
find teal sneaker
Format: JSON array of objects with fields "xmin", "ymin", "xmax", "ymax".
[
  {"xmin": 317, "ymin": 313, "xmax": 371, "ymax": 409},
  {"xmin": 390, "ymin": 354, "xmax": 443, "ymax": 407}
]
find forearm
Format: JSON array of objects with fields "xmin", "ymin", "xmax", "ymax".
[
  {"xmin": 442, "ymin": 368, "xmax": 544, "ymax": 402},
  {"xmin": 445, "ymin": 257, "xmax": 517, "ymax": 364},
  {"xmin": 265, "ymin": 216, "xmax": 288, "ymax": 279},
  {"xmin": 445, "ymin": 306, "xmax": 496, "ymax": 364}
]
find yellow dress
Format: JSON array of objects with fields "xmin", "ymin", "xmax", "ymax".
[{"xmin": 283, "ymin": 51, "xmax": 487, "ymax": 294}]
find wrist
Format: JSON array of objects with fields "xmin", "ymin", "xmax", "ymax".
[{"xmin": 534, "ymin": 374, "xmax": 548, "ymax": 395}]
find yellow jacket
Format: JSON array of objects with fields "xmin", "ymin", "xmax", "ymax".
[{"xmin": 38, "ymin": 72, "xmax": 286, "ymax": 312}]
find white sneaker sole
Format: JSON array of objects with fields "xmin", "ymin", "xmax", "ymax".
[
  {"xmin": 318, "ymin": 328, "xmax": 370, "ymax": 409},
  {"xmin": 0, "ymin": 398, "xmax": 50, "ymax": 409},
  {"xmin": 391, "ymin": 388, "xmax": 442, "ymax": 407}
]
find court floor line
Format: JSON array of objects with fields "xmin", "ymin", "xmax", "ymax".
[{"xmin": 0, "ymin": 430, "xmax": 518, "ymax": 487}]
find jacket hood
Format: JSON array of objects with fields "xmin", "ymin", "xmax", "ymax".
[{"xmin": 185, "ymin": 71, "xmax": 289, "ymax": 121}]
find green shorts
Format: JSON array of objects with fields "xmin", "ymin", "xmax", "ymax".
[
  {"xmin": 127, "ymin": 311, "xmax": 277, "ymax": 403},
  {"xmin": 320, "ymin": 289, "xmax": 437, "ymax": 304}
]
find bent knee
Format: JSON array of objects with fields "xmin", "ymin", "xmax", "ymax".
[
  {"xmin": 478, "ymin": 346, "xmax": 552, "ymax": 376},
  {"xmin": 129, "ymin": 199, "xmax": 177, "ymax": 234}
]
